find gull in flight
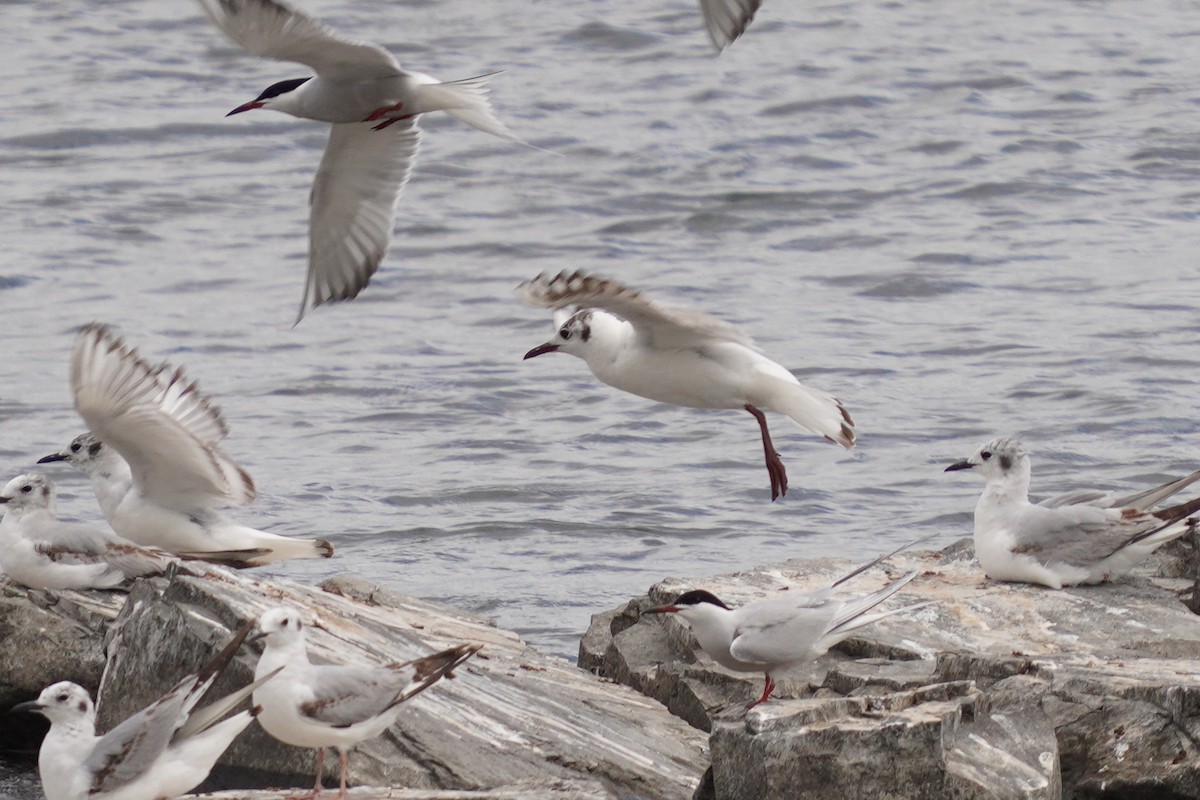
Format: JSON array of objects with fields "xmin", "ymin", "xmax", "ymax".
[
  {"xmin": 946, "ymin": 437, "xmax": 1200, "ymax": 588},
  {"xmin": 41, "ymin": 323, "xmax": 333, "ymax": 564},
  {"xmin": 645, "ymin": 542, "xmax": 931, "ymax": 708},
  {"xmin": 517, "ymin": 270, "xmax": 855, "ymax": 500},
  {"xmin": 699, "ymin": 0, "xmax": 762, "ymax": 50},
  {"xmin": 251, "ymin": 606, "xmax": 482, "ymax": 799},
  {"xmin": 13, "ymin": 620, "xmax": 280, "ymax": 800},
  {"xmin": 194, "ymin": 0, "xmax": 526, "ymax": 322},
  {"xmin": 0, "ymin": 472, "xmax": 173, "ymax": 590}
]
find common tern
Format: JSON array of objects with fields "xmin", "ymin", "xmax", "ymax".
[
  {"xmin": 250, "ymin": 606, "xmax": 482, "ymax": 800},
  {"xmin": 699, "ymin": 0, "xmax": 762, "ymax": 50},
  {"xmin": 517, "ymin": 270, "xmax": 855, "ymax": 500},
  {"xmin": 946, "ymin": 438, "xmax": 1200, "ymax": 588},
  {"xmin": 646, "ymin": 554, "xmax": 929, "ymax": 708},
  {"xmin": 12, "ymin": 620, "xmax": 279, "ymax": 800},
  {"xmin": 0, "ymin": 472, "xmax": 173, "ymax": 590},
  {"xmin": 49, "ymin": 324, "xmax": 334, "ymax": 564},
  {"xmin": 194, "ymin": 0, "xmax": 525, "ymax": 322}
]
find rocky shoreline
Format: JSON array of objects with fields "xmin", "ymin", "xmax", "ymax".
[{"xmin": 4, "ymin": 539, "xmax": 1200, "ymax": 799}]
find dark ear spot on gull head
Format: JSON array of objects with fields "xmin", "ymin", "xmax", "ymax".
[{"xmin": 999, "ymin": 453, "xmax": 1012, "ymax": 471}]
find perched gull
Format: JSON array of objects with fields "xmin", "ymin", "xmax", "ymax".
[
  {"xmin": 45, "ymin": 323, "xmax": 334, "ymax": 564},
  {"xmin": 516, "ymin": 270, "xmax": 855, "ymax": 500},
  {"xmin": 945, "ymin": 438, "xmax": 1200, "ymax": 588},
  {"xmin": 0, "ymin": 472, "xmax": 172, "ymax": 590},
  {"xmin": 13, "ymin": 620, "xmax": 279, "ymax": 800},
  {"xmin": 645, "ymin": 545, "xmax": 930, "ymax": 708},
  {"xmin": 251, "ymin": 607, "xmax": 482, "ymax": 799},
  {"xmin": 193, "ymin": 0, "xmax": 526, "ymax": 322},
  {"xmin": 699, "ymin": 0, "xmax": 762, "ymax": 51}
]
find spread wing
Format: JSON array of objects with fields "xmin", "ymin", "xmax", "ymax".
[
  {"xmin": 515, "ymin": 270, "xmax": 755, "ymax": 351},
  {"xmin": 699, "ymin": 0, "xmax": 762, "ymax": 50},
  {"xmin": 85, "ymin": 676, "xmax": 199, "ymax": 795},
  {"xmin": 1038, "ymin": 468, "xmax": 1200, "ymax": 511},
  {"xmin": 299, "ymin": 119, "xmax": 421, "ymax": 322},
  {"xmin": 194, "ymin": 0, "xmax": 402, "ymax": 79},
  {"xmin": 70, "ymin": 323, "xmax": 255, "ymax": 511}
]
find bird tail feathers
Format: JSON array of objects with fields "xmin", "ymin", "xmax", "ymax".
[{"xmin": 761, "ymin": 372, "xmax": 856, "ymax": 448}]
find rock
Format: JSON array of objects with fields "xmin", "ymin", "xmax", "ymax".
[
  {"xmin": 196, "ymin": 781, "xmax": 616, "ymax": 799},
  {"xmin": 0, "ymin": 578, "xmax": 123, "ymax": 752},
  {"xmin": 583, "ymin": 540, "xmax": 1200, "ymax": 799},
  {"xmin": 86, "ymin": 564, "xmax": 707, "ymax": 799}
]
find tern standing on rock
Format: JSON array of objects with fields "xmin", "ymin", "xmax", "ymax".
[
  {"xmin": 251, "ymin": 607, "xmax": 482, "ymax": 800},
  {"xmin": 517, "ymin": 270, "xmax": 855, "ymax": 500},
  {"xmin": 50, "ymin": 323, "xmax": 334, "ymax": 564},
  {"xmin": 946, "ymin": 437, "xmax": 1200, "ymax": 588},
  {"xmin": 193, "ymin": 0, "xmax": 527, "ymax": 322}
]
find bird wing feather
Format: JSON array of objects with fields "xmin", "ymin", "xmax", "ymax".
[
  {"xmin": 194, "ymin": 0, "xmax": 402, "ymax": 78},
  {"xmin": 299, "ymin": 120, "xmax": 421, "ymax": 322},
  {"xmin": 698, "ymin": 0, "xmax": 762, "ymax": 50}
]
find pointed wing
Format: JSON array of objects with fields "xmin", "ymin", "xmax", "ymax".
[
  {"xmin": 70, "ymin": 324, "xmax": 255, "ymax": 510},
  {"xmin": 31, "ymin": 522, "xmax": 170, "ymax": 579},
  {"xmin": 727, "ymin": 592, "xmax": 840, "ymax": 665},
  {"xmin": 1011, "ymin": 504, "xmax": 1161, "ymax": 566},
  {"xmin": 194, "ymin": 0, "xmax": 402, "ymax": 79},
  {"xmin": 85, "ymin": 676, "xmax": 199, "ymax": 795},
  {"xmin": 515, "ymin": 270, "xmax": 755, "ymax": 350},
  {"xmin": 298, "ymin": 664, "xmax": 409, "ymax": 727},
  {"xmin": 298, "ymin": 120, "xmax": 421, "ymax": 321},
  {"xmin": 699, "ymin": 0, "xmax": 762, "ymax": 50}
]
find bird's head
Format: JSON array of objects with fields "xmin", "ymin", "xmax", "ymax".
[
  {"xmin": 37, "ymin": 432, "xmax": 105, "ymax": 471},
  {"xmin": 644, "ymin": 589, "xmax": 732, "ymax": 625},
  {"xmin": 228, "ymin": 77, "xmax": 312, "ymax": 115},
  {"xmin": 252, "ymin": 606, "xmax": 309, "ymax": 647},
  {"xmin": 945, "ymin": 437, "xmax": 1029, "ymax": 480},
  {"xmin": 12, "ymin": 682, "xmax": 94, "ymax": 726},
  {"xmin": 0, "ymin": 472, "xmax": 54, "ymax": 512},
  {"xmin": 523, "ymin": 309, "xmax": 598, "ymax": 360}
]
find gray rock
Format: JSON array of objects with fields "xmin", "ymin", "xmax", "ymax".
[
  {"xmin": 89, "ymin": 565, "xmax": 707, "ymax": 799},
  {"xmin": 583, "ymin": 540, "xmax": 1200, "ymax": 799},
  {"xmin": 196, "ymin": 780, "xmax": 617, "ymax": 799}
]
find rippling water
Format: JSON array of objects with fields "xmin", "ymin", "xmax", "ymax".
[{"xmin": 3, "ymin": 0, "xmax": 1200, "ymax": 750}]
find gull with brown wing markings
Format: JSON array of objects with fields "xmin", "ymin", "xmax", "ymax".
[
  {"xmin": 517, "ymin": 270, "xmax": 855, "ymax": 500},
  {"xmin": 53, "ymin": 324, "xmax": 333, "ymax": 564}
]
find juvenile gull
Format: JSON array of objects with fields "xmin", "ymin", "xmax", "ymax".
[
  {"xmin": 251, "ymin": 607, "xmax": 481, "ymax": 799},
  {"xmin": 12, "ymin": 620, "xmax": 279, "ymax": 800},
  {"xmin": 946, "ymin": 437, "xmax": 1200, "ymax": 588},
  {"xmin": 194, "ymin": 0, "xmax": 526, "ymax": 322},
  {"xmin": 646, "ymin": 543, "xmax": 930, "ymax": 708},
  {"xmin": 517, "ymin": 270, "xmax": 855, "ymax": 500},
  {"xmin": 0, "ymin": 472, "xmax": 172, "ymax": 590},
  {"xmin": 47, "ymin": 323, "xmax": 334, "ymax": 564}
]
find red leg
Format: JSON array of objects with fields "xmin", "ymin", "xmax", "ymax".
[
  {"xmin": 284, "ymin": 749, "xmax": 324, "ymax": 800},
  {"xmin": 364, "ymin": 101, "xmax": 405, "ymax": 122},
  {"xmin": 745, "ymin": 405, "xmax": 787, "ymax": 501},
  {"xmin": 337, "ymin": 749, "xmax": 350, "ymax": 800},
  {"xmin": 745, "ymin": 673, "xmax": 776, "ymax": 709}
]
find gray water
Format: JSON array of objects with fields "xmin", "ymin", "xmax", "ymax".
[{"xmin": 2, "ymin": 0, "xmax": 1200, "ymax": 783}]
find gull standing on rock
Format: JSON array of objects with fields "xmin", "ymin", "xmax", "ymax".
[
  {"xmin": 12, "ymin": 621, "xmax": 279, "ymax": 800},
  {"xmin": 251, "ymin": 607, "xmax": 481, "ymax": 800},
  {"xmin": 49, "ymin": 323, "xmax": 334, "ymax": 564},
  {"xmin": 517, "ymin": 270, "xmax": 855, "ymax": 500},
  {"xmin": 645, "ymin": 547, "xmax": 930, "ymax": 708},
  {"xmin": 194, "ymin": 0, "xmax": 527, "ymax": 322},
  {"xmin": 946, "ymin": 438, "xmax": 1200, "ymax": 588},
  {"xmin": 0, "ymin": 472, "xmax": 173, "ymax": 590}
]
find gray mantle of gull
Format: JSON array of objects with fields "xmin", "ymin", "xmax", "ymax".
[{"xmin": 581, "ymin": 539, "xmax": 1200, "ymax": 800}]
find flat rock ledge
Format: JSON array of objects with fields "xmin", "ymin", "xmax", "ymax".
[
  {"xmin": 0, "ymin": 566, "xmax": 706, "ymax": 800},
  {"xmin": 580, "ymin": 539, "xmax": 1200, "ymax": 800}
]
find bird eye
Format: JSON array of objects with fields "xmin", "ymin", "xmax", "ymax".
[
  {"xmin": 70, "ymin": 443, "xmax": 81, "ymax": 453},
  {"xmin": 20, "ymin": 485, "xmax": 31, "ymax": 493},
  {"xmin": 981, "ymin": 451, "xmax": 992, "ymax": 461},
  {"xmin": 56, "ymin": 693, "xmax": 68, "ymax": 703},
  {"xmin": 559, "ymin": 328, "xmax": 571, "ymax": 340}
]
